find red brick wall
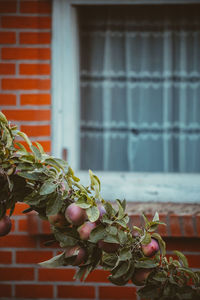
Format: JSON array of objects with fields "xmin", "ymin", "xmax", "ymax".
[
  {"xmin": 0, "ymin": 0, "xmax": 51, "ymax": 153},
  {"xmin": 0, "ymin": 203, "xmax": 200, "ymax": 300}
]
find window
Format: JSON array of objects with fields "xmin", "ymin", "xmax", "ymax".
[{"xmin": 52, "ymin": 0, "xmax": 200, "ymax": 202}]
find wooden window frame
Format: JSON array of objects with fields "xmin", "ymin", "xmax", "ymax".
[{"xmin": 52, "ymin": 0, "xmax": 200, "ymax": 202}]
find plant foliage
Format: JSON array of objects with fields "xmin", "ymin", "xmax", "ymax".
[{"xmin": 0, "ymin": 111, "xmax": 199, "ymax": 300}]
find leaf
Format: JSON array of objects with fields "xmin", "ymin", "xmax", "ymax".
[
  {"xmin": 15, "ymin": 142, "xmax": 28, "ymax": 154},
  {"xmin": 0, "ymin": 111, "xmax": 8, "ymax": 124},
  {"xmin": 18, "ymin": 171, "xmax": 42, "ymax": 180},
  {"xmin": 112, "ymin": 261, "xmax": 130, "ymax": 279},
  {"xmin": 54, "ymin": 231, "xmax": 78, "ymax": 247},
  {"xmin": 89, "ymin": 224, "xmax": 105, "ymax": 243},
  {"xmin": 39, "ymin": 252, "xmax": 65, "ymax": 268},
  {"xmin": 76, "ymin": 195, "xmax": 91, "ymax": 209},
  {"xmin": 133, "ymin": 226, "xmax": 143, "ymax": 235},
  {"xmin": 104, "ymin": 234, "xmax": 119, "ymax": 244},
  {"xmin": 46, "ymin": 193, "xmax": 63, "ymax": 216},
  {"xmin": 152, "ymin": 232, "xmax": 166, "ymax": 256},
  {"xmin": 135, "ymin": 259, "xmax": 158, "ymax": 269},
  {"xmin": 106, "ymin": 226, "xmax": 118, "ymax": 236},
  {"xmin": 35, "ymin": 141, "xmax": 45, "ymax": 154},
  {"xmin": 17, "ymin": 130, "xmax": 32, "ymax": 147},
  {"xmin": 118, "ymin": 230, "xmax": 128, "ymax": 244},
  {"xmin": 141, "ymin": 232, "xmax": 151, "ymax": 245},
  {"xmin": 116, "ymin": 199, "xmax": 124, "ymax": 220},
  {"xmin": 30, "ymin": 144, "xmax": 42, "ymax": 161},
  {"xmin": 142, "ymin": 213, "xmax": 150, "ymax": 229},
  {"xmin": 152, "ymin": 211, "xmax": 159, "ymax": 222},
  {"xmin": 173, "ymin": 250, "xmax": 188, "ymax": 267},
  {"xmin": 40, "ymin": 180, "xmax": 57, "ymax": 195},
  {"xmin": 118, "ymin": 248, "xmax": 132, "ymax": 261},
  {"xmin": 104, "ymin": 202, "xmax": 115, "ymax": 217},
  {"xmin": 86, "ymin": 205, "xmax": 100, "ymax": 222}
]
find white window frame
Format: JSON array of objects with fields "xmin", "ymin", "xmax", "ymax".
[{"xmin": 52, "ymin": 0, "xmax": 200, "ymax": 203}]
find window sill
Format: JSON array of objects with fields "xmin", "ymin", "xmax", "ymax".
[{"xmin": 27, "ymin": 203, "xmax": 200, "ymax": 238}]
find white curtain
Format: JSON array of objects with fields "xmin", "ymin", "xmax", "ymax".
[{"xmin": 79, "ymin": 5, "xmax": 200, "ymax": 172}]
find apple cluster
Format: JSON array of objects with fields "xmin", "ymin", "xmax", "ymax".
[{"xmin": 48, "ymin": 202, "xmax": 122, "ymax": 265}]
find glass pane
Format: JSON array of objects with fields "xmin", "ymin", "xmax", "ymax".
[{"xmin": 79, "ymin": 4, "xmax": 200, "ymax": 172}]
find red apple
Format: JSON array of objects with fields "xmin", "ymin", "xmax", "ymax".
[
  {"xmin": 78, "ymin": 221, "xmax": 96, "ymax": 240},
  {"xmin": 132, "ymin": 268, "xmax": 152, "ymax": 286},
  {"xmin": 48, "ymin": 213, "xmax": 69, "ymax": 228},
  {"xmin": 96, "ymin": 204, "xmax": 106, "ymax": 224},
  {"xmin": 98, "ymin": 240, "xmax": 120, "ymax": 253},
  {"xmin": 142, "ymin": 238, "xmax": 159, "ymax": 257},
  {"xmin": 65, "ymin": 245, "xmax": 87, "ymax": 266},
  {"xmin": 0, "ymin": 215, "xmax": 12, "ymax": 237},
  {"xmin": 65, "ymin": 203, "xmax": 87, "ymax": 226}
]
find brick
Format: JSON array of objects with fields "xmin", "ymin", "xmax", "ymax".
[
  {"xmin": 0, "ymin": 1, "xmax": 17, "ymax": 13},
  {"xmin": 164, "ymin": 237, "xmax": 200, "ymax": 252},
  {"xmin": 157, "ymin": 214, "xmax": 168, "ymax": 237},
  {"xmin": 58, "ymin": 285, "xmax": 95, "ymax": 299},
  {"xmin": 181, "ymin": 215, "xmax": 196, "ymax": 237},
  {"xmin": 0, "ymin": 284, "xmax": 12, "ymax": 297},
  {"xmin": 20, "ymin": 32, "xmax": 51, "ymax": 44},
  {"xmin": 186, "ymin": 254, "xmax": 200, "ymax": 268},
  {"xmin": 196, "ymin": 214, "xmax": 200, "ymax": 237},
  {"xmin": 2, "ymin": 79, "xmax": 50, "ymax": 90},
  {"xmin": 169, "ymin": 214, "xmax": 182, "ymax": 237},
  {"xmin": 42, "ymin": 219, "xmax": 51, "ymax": 234},
  {"xmin": 99, "ymin": 286, "xmax": 137, "ymax": 300},
  {"xmin": 1, "ymin": 16, "xmax": 51, "ymax": 29},
  {"xmin": 0, "ymin": 94, "xmax": 16, "ymax": 105},
  {"xmin": 0, "ymin": 32, "xmax": 16, "ymax": 44},
  {"xmin": 20, "ymin": 94, "xmax": 51, "ymax": 105},
  {"xmin": 18, "ymin": 219, "xmax": 28, "ymax": 232},
  {"xmin": 39, "ymin": 268, "xmax": 76, "ymax": 282},
  {"xmin": 16, "ymin": 250, "xmax": 53, "ymax": 264},
  {"xmin": 0, "ymin": 267, "xmax": 34, "ymax": 281},
  {"xmin": 20, "ymin": 1, "xmax": 51, "ymax": 14},
  {"xmin": 0, "ymin": 251, "xmax": 12, "ymax": 264},
  {"xmin": 11, "ymin": 218, "xmax": 15, "ymax": 232},
  {"xmin": 39, "ymin": 236, "xmax": 60, "ymax": 249},
  {"xmin": 2, "ymin": 47, "xmax": 50, "ymax": 60},
  {"xmin": 0, "ymin": 63, "xmax": 15, "ymax": 75},
  {"xmin": 0, "ymin": 235, "xmax": 37, "ymax": 248},
  {"xmin": 85, "ymin": 269, "xmax": 110, "ymax": 283},
  {"xmin": 11, "ymin": 203, "xmax": 29, "ymax": 215},
  {"xmin": 21, "ymin": 125, "xmax": 50, "ymax": 137},
  {"xmin": 20, "ymin": 63, "xmax": 50, "ymax": 75},
  {"xmin": 19, "ymin": 140, "xmax": 51, "ymax": 152},
  {"xmin": 15, "ymin": 284, "xmax": 53, "ymax": 298}
]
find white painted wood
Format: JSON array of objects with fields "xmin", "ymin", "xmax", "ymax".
[
  {"xmin": 68, "ymin": 0, "xmax": 200, "ymax": 5},
  {"xmin": 76, "ymin": 171, "xmax": 200, "ymax": 203},
  {"xmin": 52, "ymin": 0, "xmax": 80, "ymax": 169},
  {"xmin": 52, "ymin": 0, "xmax": 200, "ymax": 203}
]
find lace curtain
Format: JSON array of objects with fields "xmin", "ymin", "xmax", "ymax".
[{"xmin": 79, "ymin": 5, "xmax": 200, "ymax": 172}]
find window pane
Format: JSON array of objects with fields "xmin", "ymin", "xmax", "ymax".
[{"xmin": 79, "ymin": 5, "xmax": 200, "ymax": 172}]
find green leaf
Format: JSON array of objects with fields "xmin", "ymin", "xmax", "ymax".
[
  {"xmin": 46, "ymin": 193, "xmax": 63, "ymax": 216},
  {"xmin": 118, "ymin": 230, "xmax": 128, "ymax": 244},
  {"xmin": 104, "ymin": 202, "xmax": 115, "ymax": 217},
  {"xmin": 18, "ymin": 171, "xmax": 42, "ymax": 180},
  {"xmin": 30, "ymin": 144, "xmax": 42, "ymax": 161},
  {"xmin": 116, "ymin": 199, "xmax": 124, "ymax": 220},
  {"xmin": 135, "ymin": 259, "xmax": 158, "ymax": 269},
  {"xmin": 15, "ymin": 142, "xmax": 28, "ymax": 154},
  {"xmin": 152, "ymin": 232, "xmax": 166, "ymax": 256},
  {"xmin": 152, "ymin": 211, "xmax": 159, "ymax": 222},
  {"xmin": 118, "ymin": 248, "xmax": 132, "ymax": 261},
  {"xmin": 104, "ymin": 234, "xmax": 119, "ymax": 244},
  {"xmin": 141, "ymin": 232, "xmax": 151, "ymax": 245},
  {"xmin": 76, "ymin": 195, "xmax": 91, "ymax": 209},
  {"xmin": 142, "ymin": 213, "xmax": 150, "ymax": 229},
  {"xmin": 86, "ymin": 205, "xmax": 100, "ymax": 222},
  {"xmin": 106, "ymin": 226, "xmax": 118, "ymax": 236},
  {"xmin": 173, "ymin": 250, "xmax": 188, "ymax": 267},
  {"xmin": 35, "ymin": 141, "xmax": 45, "ymax": 154},
  {"xmin": 39, "ymin": 252, "xmax": 65, "ymax": 268},
  {"xmin": 40, "ymin": 180, "xmax": 57, "ymax": 195},
  {"xmin": 89, "ymin": 224, "xmax": 105, "ymax": 243},
  {"xmin": 54, "ymin": 231, "xmax": 78, "ymax": 247},
  {"xmin": 133, "ymin": 226, "xmax": 143, "ymax": 235},
  {"xmin": 112, "ymin": 261, "xmax": 130, "ymax": 279},
  {"xmin": 17, "ymin": 130, "xmax": 32, "ymax": 147},
  {"xmin": 0, "ymin": 111, "xmax": 8, "ymax": 124}
]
